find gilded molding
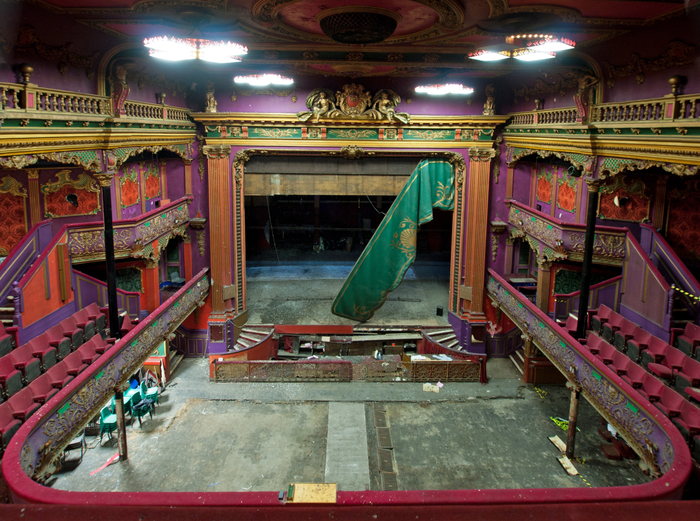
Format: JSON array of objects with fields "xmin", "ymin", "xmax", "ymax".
[
  {"xmin": 92, "ymin": 172, "xmax": 114, "ymax": 188},
  {"xmin": 298, "ymin": 85, "xmax": 409, "ymax": 124},
  {"xmin": 0, "ymin": 176, "xmax": 28, "ymax": 197},
  {"xmin": 604, "ymin": 40, "xmax": 695, "ymax": 88},
  {"xmin": 599, "ymin": 158, "xmax": 699, "ymax": 178},
  {"xmin": 203, "ymin": 144, "xmax": 231, "ymax": 160},
  {"xmin": 469, "ymin": 147, "xmax": 497, "ymax": 162}
]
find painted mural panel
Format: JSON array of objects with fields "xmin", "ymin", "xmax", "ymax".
[
  {"xmin": 144, "ymin": 162, "xmax": 161, "ymax": 200},
  {"xmin": 535, "ymin": 165, "xmax": 553, "ymax": 204},
  {"xmin": 41, "ymin": 169, "xmax": 100, "ymax": 218},
  {"xmin": 556, "ymin": 172, "xmax": 577, "ymax": 213},
  {"xmin": 667, "ymin": 179, "xmax": 700, "ymax": 262},
  {"xmin": 120, "ymin": 164, "xmax": 140, "ymax": 208},
  {"xmin": 0, "ymin": 176, "xmax": 28, "ymax": 256}
]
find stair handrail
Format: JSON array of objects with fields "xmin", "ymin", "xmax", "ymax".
[
  {"xmin": 2, "ymin": 268, "xmax": 210, "ymax": 492},
  {"xmin": 553, "ymin": 275, "xmax": 623, "ymax": 321},
  {"xmin": 487, "ymin": 268, "xmax": 690, "ymax": 492},
  {"xmin": 0, "ymin": 221, "xmax": 52, "ymax": 306}
]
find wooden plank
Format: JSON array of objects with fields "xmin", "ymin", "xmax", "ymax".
[{"xmin": 287, "ymin": 483, "xmax": 337, "ymax": 503}]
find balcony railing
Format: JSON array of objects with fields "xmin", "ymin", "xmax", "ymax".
[
  {"xmin": 486, "ymin": 269, "xmax": 690, "ymax": 484},
  {"xmin": 3, "ymin": 268, "xmax": 209, "ymax": 485},
  {"xmin": 0, "ymin": 81, "xmax": 192, "ymax": 123},
  {"xmin": 506, "ymin": 200, "xmax": 628, "ymax": 266},
  {"xmin": 67, "ymin": 197, "xmax": 192, "ymax": 263}
]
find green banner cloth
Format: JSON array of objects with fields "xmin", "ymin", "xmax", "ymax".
[{"xmin": 331, "ymin": 159, "xmax": 454, "ymax": 321}]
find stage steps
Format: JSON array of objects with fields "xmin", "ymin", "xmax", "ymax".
[{"xmin": 509, "ymin": 349, "xmax": 525, "ymax": 375}]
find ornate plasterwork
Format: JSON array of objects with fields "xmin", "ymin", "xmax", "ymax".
[
  {"xmin": 251, "ymin": 0, "xmax": 463, "ymax": 44},
  {"xmin": 297, "ymin": 85, "xmax": 409, "ymax": 123},
  {"xmin": 599, "ymin": 157, "xmax": 699, "ymax": 179},
  {"xmin": 506, "ymin": 146, "xmax": 594, "ymax": 173},
  {"xmin": 604, "ymin": 40, "xmax": 696, "ymax": 88},
  {"xmin": 0, "ymin": 175, "xmax": 28, "ymax": 198},
  {"xmin": 469, "ymin": 147, "xmax": 497, "ymax": 162},
  {"xmin": 9, "ymin": 24, "xmax": 98, "ymax": 79}
]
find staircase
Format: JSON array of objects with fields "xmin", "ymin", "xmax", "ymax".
[
  {"xmin": 509, "ymin": 348, "xmax": 525, "ymax": 376},
  {"xmin": 232, "ymin": 325, "xmax": 274, "ymax": 352},
  {"xmin": 425, "ymin": 327, "xmax": 459, "ymax": 349}
]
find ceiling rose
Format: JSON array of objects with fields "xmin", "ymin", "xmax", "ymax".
[{"xmin": 317, "ymin": 7, "xmax": 401, "ymax": 45}]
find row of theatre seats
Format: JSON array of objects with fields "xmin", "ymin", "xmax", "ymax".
[
  {"xmin": 560, "ymin": 305, "xmax": 700, "ymax": 460},
  {"xmin": 0, "ymin": 304, "xmax": 139, "ymax": 458}
]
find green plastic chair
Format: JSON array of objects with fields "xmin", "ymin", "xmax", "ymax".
[
  {"xmin": 140, "ymin": 380, "xmax": 159, "ymax": 406},
  {"xmin": 99, "ymin": 406, "xmax": 117, "ymax": 443},
  {"xmin": 110, "ymin": 394, "xmax": 133, "ymax": 419},
  {"xmin": 130, "ymin": 391, "xmax": 153, "ymax": 427}
]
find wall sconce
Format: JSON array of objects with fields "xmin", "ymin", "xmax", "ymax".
[{"xmin": 66, "ymin": 193, "xmax": 79, "ymax": 207}]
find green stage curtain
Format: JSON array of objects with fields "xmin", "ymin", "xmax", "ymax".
[{"xmin": 331, "ymin": 159, "xmax": 454, "ymax": 321}]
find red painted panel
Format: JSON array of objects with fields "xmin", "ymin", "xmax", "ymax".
[{"xmin": 0, "ymin": 192, "xmax": 27, "ymax": 256}]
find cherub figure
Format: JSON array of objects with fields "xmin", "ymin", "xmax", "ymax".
[
  {"xmin": 369, "ymin": 89, "xmax": 410, "ymax": 124},
  {"xmin": 297, "ymin": 88, "xmax": 336, "ymax": 122}
]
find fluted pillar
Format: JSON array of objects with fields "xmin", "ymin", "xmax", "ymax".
[
  {"xmin": 536, "ymin": 259, "xmax": 552, "ymax": 312},
  {"xmin": 460, "ymin": 147, "xmax": 496, "ymax": 319},
  {"xmin": 205, "ymin": 144, "xmax": 233, "ymax": 317},
  {"xmin": 26, "ymin": 169, "xmax": 41, "ymax": 226}
]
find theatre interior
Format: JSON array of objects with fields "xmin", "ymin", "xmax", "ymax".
[{"xmin": 0, "ymin": 0, "xmax": 700, "ymax": 518}]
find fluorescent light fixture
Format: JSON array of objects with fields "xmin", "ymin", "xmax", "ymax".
[
  {"xmin": 468, "ymin": 49, "xmax": 509, "ymax": 62},
  {"xmin": 144, "ymin": 36, "xmax": 247, "ymax": 63},
  {"xmin": 234, "ymin": 74, "xmax": 294, "ymax": 86},
  {"xmin": 415, "ymin": 84, "xmax": 474, "ymax": 95},
  {"xmin": 528, "ymin": 37, "xmax": 576, "ymax": 52},
  {"xmin": 512, "ymin": 48, "xmax": 556, "ymax": 61}
]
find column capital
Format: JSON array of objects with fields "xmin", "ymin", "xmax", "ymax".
[
  {"xmin": 468, "ymin": 147, "xmax": 497, "ymax": 162},
  {"xmin": 233, "ymin": 149, "xmax": 253, "ymax": 170},
  {"xmin": 584, "ymin": 178, "xmax": 601, "ymax": 192},
  {"xmin": 93, "ymin": 172, "xmax": 115, "ymax": 188},
  {"xmin": 537, "ymin": 258, "xmax": 552, "ymax": 271},
  {"xmin": 27, "ymin": 169, "xmax": 40, "ymax": 180},
  {"xmin": 203, "ymin": 144, "xmax": 231, "ymax": 160}
]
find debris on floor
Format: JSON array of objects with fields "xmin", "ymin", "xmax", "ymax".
[
  {"xmin": 423, "ymin": 383, "xmax": 440, "ymax": 393},
  {"xmin": 557, "ymin": 455, "xmax": 578, "ymax": 476},
  {"xmin": 548, "ymin": 435, "xmax": 567, "ymax": 452}
]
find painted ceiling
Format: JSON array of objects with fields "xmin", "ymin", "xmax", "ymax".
[{"xmin": 27, "ymin": 0, "xmax": 700, "ymax": 79}]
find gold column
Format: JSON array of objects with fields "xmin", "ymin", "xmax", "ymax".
[
  {"xmin": 139, "ymin": 163, "xmax": 147, "ymax": 214},
  {"xmin": 205, "ymin": 144, "xmax": 233, "ymax": 316},
  {"xmin": 26, "ymin": 169, "xmax": 41, "ymax": 226},
  {"xmin": 183, "ymin": 159, "xmax": 193, "ymax": 197},
  {"xmin": 505, "ymin": 164, "xmax": 515, "ymax": 199},
  {"xmin": 159, "ymin": 160, "xmax": 168, "ymax": 201},
  {"xmin": 448, "ymin": 154, "xmax": 467, "ymax": 315},
  {"xmin": 460, "ymin": 147, "xmax": 496, "ymax": 319},
  {"xmin": 535, "ymin": 259, "xmax": 552, "ymax": 312},
  {"xmin": 233, "ymin": 150, "xmax": 251, "ymax": 320}
]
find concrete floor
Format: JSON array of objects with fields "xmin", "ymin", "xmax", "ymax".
[
  {"xmin": 50, "ymin": 357, "xmax": 650, "ymax": 493},
  {"xmin": 245, "ymin": 258, "xmax": 451, "ymax": 326}
]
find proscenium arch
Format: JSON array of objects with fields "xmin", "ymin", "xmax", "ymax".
[{"xmin": 228, "ymin": 147, "xmax": 467, "ymax": 336}]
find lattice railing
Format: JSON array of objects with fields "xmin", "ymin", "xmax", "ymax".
[{"xmin": 214, "ymin": 360, "xmax": 353, "ymax": 382}]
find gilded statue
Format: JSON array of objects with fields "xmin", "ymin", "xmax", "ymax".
[
  {"xmin": 483, "ymin": 84, "xmax": 495, "ymax": 116},
  {"xmin": 205, "ymin": 81, "xmax": 217, "ymax": 113},
  {"xmin": 570, "ymin": 70, "xmax": 599, "ymax": 122},
  {"xmin": 297, "ymin": 88, "xmax": 336, "ymax": 123},
  {"xmin": 297, "ymin": 84, "xmax": 410, "ymax": 123}
]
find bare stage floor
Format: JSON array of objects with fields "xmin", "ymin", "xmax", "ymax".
[
  {"xmin": 245, "ymin": 260, "xmax": 451, "ymax": 326},
  {"xmin": 50, "ymin": 358, "xmax": 649, "ymax": 494}
]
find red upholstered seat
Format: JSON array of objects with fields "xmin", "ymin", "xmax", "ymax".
[
  {"xmin": 557, "ymin": 315, "xmax": 579, "ymax": 338},
  {"xmin": 45, "ymin": 362, "xmax": 74, "ymax": 389},
  {"xmin": 655, "ymin": 386, "xmax": 685, "ymax": 418},
  {"xmin": 640, "ymin": 340, "xmax": 674, "ymax": 369},
  {"xmin": 84, "ymin": 335, "xmax": 114, "ymax": 356},
  {"xmin": 628, "ymin": 331, "xmax": 664, "ymax": 363},
  {"xmin": 584, "ymin": 332, "xmax": 607, "ymax": 355},
  {"xmin": 62, "ymin": 351, "xmax": 88, "ymax": 377},
  {"xmin": 73, "ymin": 308, "xmax": 96, "ymax": 341},
  {"xmin": 595, "ymin": 342, "xmax": 617, "ymax": 366},
  {"xmin": 26, "ymin": 337, "xmax": 57, "ymax": 371},
  {"xmin": 672, "ymin": 400, "xmax": 700, "ymax": 440},
  {"xmin": 637, "ymin": 373, "xmax": 665, "ymax": 402},
  {"xmin": 0, "ymin": 355, "xmax": 23, "ymax": 399},
  {"xmin": 590, "ymin": 304, "xmax": 613, "ymax": 334},
  {"xmin": 59, "ymin": 316, "xmax": 84, "ymax": 349},
  {"xmin": 0, "ymin": 322, "xmax": 13, "ymax": 358},
  {"xmin": 674, "ymin": 356, "xmax": 700, "ymax": 395},
  {"xmin": 601, "ymin": 312, "xmax": 625, "ymax": 343},
  {"xmin": 0, "ymin": 401, "xmax": 21, "ymax": 452},
  {"xmin": 28, "ymin": 374, "xmax": 59, "ymax": 404},
  {"xmin": 85, "ymin": 302, "xmax": 106, "ymax": 332},
  {"xmin": 613, "ymin": 321, "xmax": 638, "ymax": 352},
  {"xmin": 8, "ymin": 344, "xmax": 42, "ymax": 384},
  {"xmin": 676, "ymin": 322, "xmax": 700, "ymax": 358},
  {"xmin": 621, "ymin": 362, "xmax": 647, "ymax": 389},
  {"xmin": 45, "ymin": 325, "xmax": 72, "ymax": 359},
  {"xmin": 77, "ymin": 341, "xmax": 100, "ymax": 365},
  {"xmin": 7, "ymin": 387, "xmax": 41, "ymax": 421},
  {"xmin": 610, "ymin": 351, "xmax": 632, "ymax": 376},
  {"xmin": 120, "ymin": 314, "xmax": 139, "ymax": 337}
]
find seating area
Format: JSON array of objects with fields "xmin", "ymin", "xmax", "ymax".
[
  {"xmin": 574, "ymin": 306, "xmax": 700, "ymax": 461},
  {"xmin": 0, "ymin": 303, "xmax": 123, "ymax": 459}
]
